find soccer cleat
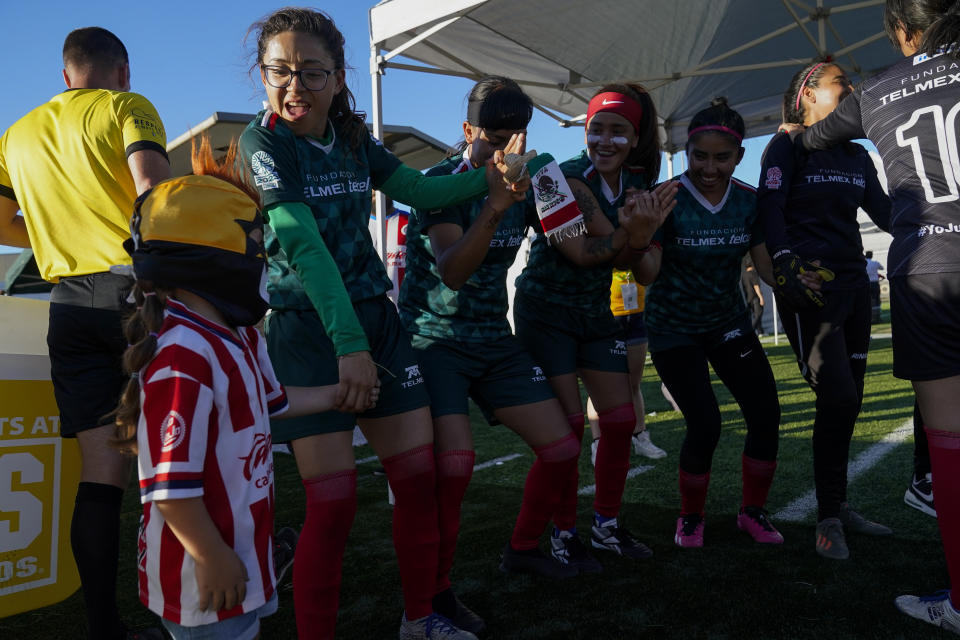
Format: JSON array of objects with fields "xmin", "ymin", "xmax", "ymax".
[
  {"xmin": 895, "ymin": 590, "xmax": 960, "ymax": 635},
  {"xmin": 273, "ymin": 526, "xmax": 298, "ymax": 585},
  {"xmin": 551, "ymin": 530, "xmax": 603, "ymax": 574},
  {"xmin": 590, "ymin": 438, "xmax": 599, "ymax": 466},
  {"xmin": 399, "ymin": 612, "xmax": 479, "ymax": 640},
  {"xmin": 674, "ymin": 513, "xmax": 705, "ymax": 548},
  {"xmin": 737, "ymin": 506, "xmax": 784, "ymax": 544},
  {"xmin": 904, "ymin": 472, "xmax": 936, "ymax": 517},
  {"xmin": 815, "ymin": 517, "xmax": 849, "ymax": 560},
  {"xmin": 632, "ymin": 431, "xmax": 667, "ymax": 459},
  {"xmin": 500, "ymin": 542, "xmax": 578, "ymax": 578},
  {"xmin": 431, "ymin": 589, "xmax": 485, "ymax": 636},
  {"xmin": 591, "ymin": 518, "xmax": 654, "ymax": 559},
  {"xmin": 838, "ymin": 502, "xmax": 893, "ymax": 536}
]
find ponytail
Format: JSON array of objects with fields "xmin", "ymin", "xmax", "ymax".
[
  {"xmin": 885, "ymin": 0, "xmax": 960, "ymax": 59},
  {"xmin": 920, "ymin": 1, "xmax": 960, "ymax": 58},
  {"xmin": 112, "ymin": 284, "xmax": 170, "ymax": 455}
]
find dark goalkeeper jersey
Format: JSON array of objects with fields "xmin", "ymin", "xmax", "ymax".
[
  {"xmin": 758, "ymin": 133, "xmax": 891, "ymax": 290},
  {"xmin": 802, "ymin": 48, "xmax": 960, "ymax": 278}
]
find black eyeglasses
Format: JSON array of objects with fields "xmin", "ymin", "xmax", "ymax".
[{"xmin": 261, "ymin": 65, "xmax": 334, "ymax": 91}]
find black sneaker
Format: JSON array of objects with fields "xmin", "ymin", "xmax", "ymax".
[
  {"xmin": 839, "ymin": 502, "xmax": 893, "ymax": 536},
  {"xmin": 499, "ymin": 542, "xmax": 577, "ymax": 578},
  {"xmin": 550, "ymin": 532, "xmax": 603, "ymax": 573},
  {"xmin": 432, "ymin": 588, "xmax": 485, "ymax": 636},
  {"xmin": 273, "ymin": 526, "xmax": 298, "ymax": 585},
  {"xmin": 905, "ymin": 472, "xmax": 936, "ymax": 517},
  {"xmin": 591, "ymin": 519, "xmax": 654, "ymax": 559}
]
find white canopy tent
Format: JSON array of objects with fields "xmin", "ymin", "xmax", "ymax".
[{"xmin": 367, "ymin": 0, "xmax": 901, "ymax": 248}]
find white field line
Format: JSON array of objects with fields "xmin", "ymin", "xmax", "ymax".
[
  {"xmin": 774, "ymin": 419, "xmax": 913, "ymax": 523},
  {"xmin": 578, "ymin": 465, "xmax": 655, "ymax": 496},
  {"xmin": 473, "ymin": 453, "xmax": 524, "ymax": 471}
]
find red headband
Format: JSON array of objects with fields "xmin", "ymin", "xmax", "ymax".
[{"xmin": 587, "ymin": 92, "xmax": 643, "ymax": 133}]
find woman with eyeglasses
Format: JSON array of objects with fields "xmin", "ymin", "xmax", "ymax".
[{"xmin": 238, "ymin": 8, "xmax": 527, "ymax": 640}]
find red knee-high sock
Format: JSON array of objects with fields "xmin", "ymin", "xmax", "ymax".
[
  {"xmin": 295, "ymin": 469, "xmax": 357, "ymax": 640},
  {"xmin": 925, "ymin": 427, "xmax": 960, "ymax": 609},
  {"xmin": 382, "ymin": 444, "xmax": 440, "ymax": 620},
  {"xmin": 553, "ymin": 413, "xmax": 585, "ymax": 531},
  {"xmin": 679, "ymin": 468, "xmax": 711, "ymax": 516},
  {"xmin": 511, "ymin": 432, "xmax": 581, "ymax": 549},
  {"xmin": 593, "ymin": 403, "xmax": 636, "ymax": 518},
  {"xmin": 741, "ymin": 454, "xmax": 777, "ymax": 509},
  {"xmin": 434, "ymin": 449, "xmax": 474, "ymax": 594}
]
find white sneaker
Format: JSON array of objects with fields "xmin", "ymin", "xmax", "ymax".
[
  {"xmin": 632, "ymin": 431, "xmax": 666, "ymax": 459},
  {"xmin": 590, "ymin": 439, "xmax": 599, "ymax": 466},
  {"xmin": 895, "ymin": 591, "xmax": 960, "ymax": 635}
]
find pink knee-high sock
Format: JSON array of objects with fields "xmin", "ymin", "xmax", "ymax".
[
  {"xmin": 434, "ymin": 449, "xmax": 475, "ymax": 594},
  {"xmin": 926, "ymin": 427, "xmax": 960, "ymax": 609},
  {"xmin": 553, "ymin": 413, "xmax": 585, "ymax": 531},
  {"xmin": 511, "ymin": 433, "xmax": 581, "ymax": 549},
  {"xmin": 593, "ymin": 403, "xmax": 636, "ymax": 518},
  {"xmin": 295, "ymin": 469, "xmax": 357, "ymax": 640},
  {"xmin": 382, "ymin": 444, "xmax": 440, "ymax": 620},
  {"xmin": 679, "ymin": 468, "xmax": 711, "ymax": 516},
  {"xmin": 741, "ymin": 454, "xmax": 777, "ymax": 509}
]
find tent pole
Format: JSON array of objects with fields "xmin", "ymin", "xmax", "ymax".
[
  {"xmin": 665, "ymin": 151, "xmax": 673, "ymax": 179},
  {"xmin": 371, "ymin": 42, "xmax": 388, "ymax": 261}
]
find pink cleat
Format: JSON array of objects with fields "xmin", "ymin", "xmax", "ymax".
[
  {"xmin": 737, "ymin": 506, "xmax": 784, "ymax": 544},
  {"xmin": 675, "ymin": 513, "xmax": 704, "ymax": 548}
]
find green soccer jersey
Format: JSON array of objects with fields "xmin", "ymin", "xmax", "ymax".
[
  {"xmin": 239, "ymin": 111, "xmax": 401, "ymax": 308},
  {"xmin": 514, "ymin": 150, "xmax": 650, "ymax": 312},
  {"xmin": 646, "ymin": 174, "xmax": 763, "ymax": 343},
  {"xmin": 399, "ymin": 153, "xmax": 537, "ymax": 341}
]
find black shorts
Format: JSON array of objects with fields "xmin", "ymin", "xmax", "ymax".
[
  {"xmin": 410, "ymin": 333, "xmax": 555, "ymax": 423},
  {"xmin": 47, "ymin": 272, "xmax": 134, "ymax": 437},
  {"xmin": 890, "ymin": 274, "xmax": 960, "ymax": 381},
  {"xmin": 513, "ymin": 290, "xmax": 627, "ymax": 377},
  {"xmin": 265, "ymin": 295, "xmax": 430, "ymax": 440},
  {"xmin": 616, "ymin": 312, "xmax": 648, "ymax": 346}
]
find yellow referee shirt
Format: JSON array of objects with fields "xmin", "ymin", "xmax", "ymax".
[
  {"xmin": 610, "ymin": 268, "xmax": 645, "ymax": 316},
  {"xmin": 0, "ymin": 89, "xmax": 166, "ymax": 282}
]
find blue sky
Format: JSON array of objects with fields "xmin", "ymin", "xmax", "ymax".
[{"xmin": 0, "ymin": 0, "xmax": 786, "ymax": 250}]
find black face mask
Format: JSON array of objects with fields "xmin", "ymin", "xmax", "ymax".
[{"xmin": 128, "ymin": 242, "xmax": 270, "ymax": 327}]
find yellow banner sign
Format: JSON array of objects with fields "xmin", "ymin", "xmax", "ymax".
[{"xmin": 0, "ymin": 296, "xmax": 80, "ymax": 618}]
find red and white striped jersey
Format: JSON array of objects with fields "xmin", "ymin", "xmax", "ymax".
[{"xmin": 136, "ymin": 298, "xmax": 288, "ymax": 626}]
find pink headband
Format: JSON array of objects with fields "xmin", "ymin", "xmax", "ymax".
[
  {"xmin": 796, "ymin": 62, "xmax": 826, "ymax": 111},
  {"xmin": 587, "ymin": 92, "xmax": 643, "ymax": 133},
  {"xmin": 688, "ymin": 124, "xmax": 743, "ymax": 143}
]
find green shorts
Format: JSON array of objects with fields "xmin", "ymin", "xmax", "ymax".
[
  {"xmin": 513, "ymin": 290, "xmax": 628, "ymax": 377},
  {"xmin": 410, "ymin": 334, "xmax": 555, "ymax": 424},
  {"xmin": 265, "ymin": 295, "xmax": 429, "ymax": 440}
]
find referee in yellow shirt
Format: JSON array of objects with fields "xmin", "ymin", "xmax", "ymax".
[{"xmin": 0, "ymin": 28, "xmax": 170, "ymax": 639}]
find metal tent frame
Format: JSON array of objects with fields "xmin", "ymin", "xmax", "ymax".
[{"xmin": 367, "ymin": 0, "xmax": 899, "ymax": 250}]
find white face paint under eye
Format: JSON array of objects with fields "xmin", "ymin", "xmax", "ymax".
[{"xmin": 587, "ymin": 134, "xmax": 630, "ymax": 147}]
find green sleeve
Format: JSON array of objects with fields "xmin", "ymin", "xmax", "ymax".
[
  {"xmin": 379, "ymin": 163, "xmax": 489, "ymax": 210},
  {"xmin": 266, "ymin": 202, "xmax": 370, "ymax": 356}
]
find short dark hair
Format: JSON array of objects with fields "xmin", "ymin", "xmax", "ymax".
[
  {"xmin": 62, "ymin": 27, "xmax": 128, "ymax": 70},
  {"xmin": 866, "ymin": 251, "xmax": 874, "ymax": 259}
]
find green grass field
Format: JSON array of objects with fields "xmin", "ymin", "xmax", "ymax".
[{"xmin": 4, "ymin": 314, "xmax": 946, "ymax": 639}]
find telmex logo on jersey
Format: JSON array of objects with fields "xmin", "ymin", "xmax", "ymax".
[{"xmin": 304, "ymin": 170, "xmax": 371, "ymax": 198}]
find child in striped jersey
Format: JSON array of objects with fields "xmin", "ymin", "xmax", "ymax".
[{"xmin": 112, "ymin": 141, "xmax": 378, "ymax": 640}]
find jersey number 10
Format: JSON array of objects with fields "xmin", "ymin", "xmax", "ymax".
[{"xmin": 896, "ymin": 102, "xmax": 960, "ymax": 204}]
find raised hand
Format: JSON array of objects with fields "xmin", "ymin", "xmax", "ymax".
[
  {"xmin": 619, "ymin": 181, "xmax": 678, "ymax": 248},
  {"xmin": 486, "ymin": 149, "xmax": 530, "ymax": 212}
]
